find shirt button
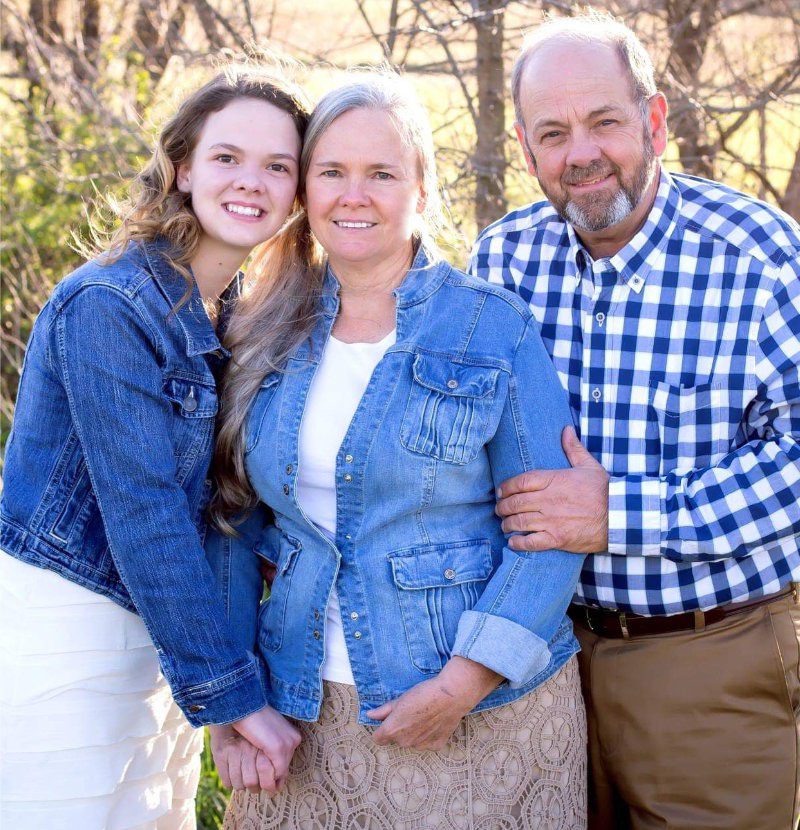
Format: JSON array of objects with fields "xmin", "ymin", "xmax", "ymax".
[
  {"xmin": 313, "ymin": 630, "xmax": 321, "ymax": 640},
  {"xmin": 343, "ymin": 473, "xmax": 353, "ymax": 483},
  {"xmin": 595, "ymin": 312, "xmax": 605, "ymax": 325},
  {"xmin": 630, "ymin": 276, "xmax": 643, "ymax": 287},
  {"xmin": 345, "ymin": 454, "xmax": 354, "ymax": 464},
  {"xmin": 592, "ymin": 388, "xmax": 602, "ymax": 402},
  {"xmin": 350, "ymin": 611, "xmax": 359, "ymax": 621},
  {"xmin": 447, "ymin": 379, "xmax": 458, "ymax": 389},
  {"xmin": 444, "ymin": 568, "xmax": 456, "ymax": 580},
  {"xmin": 345, "ymin": 534, "xmax": 352, "ymax": 540},
  {"xmin": 353, "ymin": 631, "xmax": 362, "ymax": 639},
  {"xmin": 286, "ymin": 464, "xmax": 294, "ymax": 475},
  {"xmin": 183, "ymin": 393, "xmax": 198, "ymax": 413},
  {"xmin": 314, "ymin": 610, "xmax": 320, "ymax": 620},
  {"xmin": 283, "ymin": 484, "xmax": 290, "ymax": 495},
  {"xmin": 188, "ymin": 704, "xmax": 206, "ymax": 713}
]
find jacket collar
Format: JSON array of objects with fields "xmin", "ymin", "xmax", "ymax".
[{"xmin": 141, "ymin": 238, "xmax": 236, "ymax": 358}]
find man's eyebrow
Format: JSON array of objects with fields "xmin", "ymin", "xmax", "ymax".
[
  {"xmin": 587, "ymin": 105, "xmax": 624, "ymax": 119},
  {"xmin": 531, "ymin": 105, "xmax": 626, "ymax": 134}
]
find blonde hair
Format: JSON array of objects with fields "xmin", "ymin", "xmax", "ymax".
[
  {"xmin": 93, "ymin": 64, "xmax": 309, "ymax": 307},
  {"xmin": 212, "ymin": 70, "xmax": 445, "ymax": 530}
]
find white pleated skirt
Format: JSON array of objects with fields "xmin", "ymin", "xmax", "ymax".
[{"xmin": 0, "ymin": 550, "xmax": 204, "ymax": 830}]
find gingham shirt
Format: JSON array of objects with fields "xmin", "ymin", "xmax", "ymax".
[{"xmin": 469, "ymin": 169, "xmax": 800, "ymax": 615}]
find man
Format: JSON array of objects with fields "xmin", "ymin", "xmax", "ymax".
[{"xmin": 469, "ymin": 11, "xmax": 800, "ymax": 830}]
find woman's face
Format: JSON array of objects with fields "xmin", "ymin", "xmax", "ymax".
[
  {"xmin": 305, "ymin": 108, "xmax": 424, "ymax": 273},
  {"xmin": 177, "ymin": 98, "xmax": 301, "ymax": 260}
]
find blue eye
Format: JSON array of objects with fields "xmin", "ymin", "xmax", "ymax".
[
  {"xmin": 374, "ymin": 171, "xmax": 393, "ymax": 180},
  {"xmin": 321, "ymin": 170, "xmax": 340, "ymax": 177}
]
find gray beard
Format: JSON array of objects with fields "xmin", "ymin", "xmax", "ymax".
[{"xmin": 564, "ymin": 188, "xmax": 635, "ymax": 233}]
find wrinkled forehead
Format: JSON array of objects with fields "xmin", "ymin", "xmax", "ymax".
[{"xmin": 518, "ymin": 39, "xmax": 638, "ymax": 127}]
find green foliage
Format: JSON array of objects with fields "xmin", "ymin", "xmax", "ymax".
[{"xmin": 196, "ymin": 729, "xmax": 230, "ymax": 829}]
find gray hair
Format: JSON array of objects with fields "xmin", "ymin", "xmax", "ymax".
[
  {"xmin": 300, "ymin": 72, "xmax": 444, "ymax": 255},
  {"xmin": 511, "ymin": 11, "xmax": 657, "ymax": 126}
]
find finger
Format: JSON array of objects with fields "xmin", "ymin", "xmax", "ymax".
[
  {"xmin": 228, "ymin": 750, "xmax": 245, "ymax": 791},
  {"xmin": 561, "ymin": 426, "xmax": 599, "ymax": 468},
  {"xmin": 495, "ymin": 469, "xmax": 553, "ymax": 499},
  {"xmin": 256, "ymin": 751, "xmax": 278, "ymax": 795},
  {"xmin": 241, "ymin": 746, "xmax": 260, "ymax": 794},
  {"xmin": 508, "ymin": 530, "xmax": 559, "ymax": 552},
  {"xmin": 500, "ymin": 511, "xmax": 545, "ymax": 534},
  {"xmin": 366, "ymin": 702, "xmax": 394, "ymax": 721},
  {"xmin": 372, "ymin": 722, "xmax": 396, "ymax": 746},
  {"xmin": 495, "ymin": 491, "xmax": 542, "ymax": 518},
  {"xmin": 216, "ymin": 752, "xmax": 232, "ymax": 790}
]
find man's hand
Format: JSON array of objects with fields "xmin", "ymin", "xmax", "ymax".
[
  {"xmin": 229, "ymin": 706, "xmax": 302, "ymax": 794},
  {"xmin": 366, "ymin": 657, "xmax": 502, "ymax": 751},
  {"xmin": 496, "ymin": 426, "xmax": 609, "ymax": 553},
  {"xmin": 209, "ymin": 723, "xmax": 267, "ymax": 794}
]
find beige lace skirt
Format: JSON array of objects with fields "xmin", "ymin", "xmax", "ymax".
[{"xmin": 224, "ymin": 656, "xmax": 586, "ymax": 830}]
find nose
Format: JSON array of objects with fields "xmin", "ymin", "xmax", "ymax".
[
  {"xmin": 233, "ymin": 167, "xmax": 266, "ymax": 194},
  {"xmin": 564, "ymin": 129, "xmax": 603, "ymax": 169},
  {"xmin": 338, "ymin": 176, "xmax": 370, "ymax": 207}
]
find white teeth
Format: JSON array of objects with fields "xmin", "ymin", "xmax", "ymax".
[
  {"xmin": 335, "ymin": 221, "xmax": 375, "ymax": 228},
  {"xmin": 226, "ymin": 204, "xmax": 262, "ymax": 217}
]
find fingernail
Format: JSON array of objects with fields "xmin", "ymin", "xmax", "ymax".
[{"xmin": 495, "ymin": 487, "xmax": 502, "ymax": 498}]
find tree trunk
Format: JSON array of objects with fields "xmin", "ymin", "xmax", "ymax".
[
  {"xmin": 780, "ymin": 144, "xmax": 800, "ymax": 220},
  {"xmin": 472, "ymin": 0, "xmax": 506, "ymax": 231}
]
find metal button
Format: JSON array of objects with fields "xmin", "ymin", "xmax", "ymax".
[
  {"xmin": 313, "ymin": 630, "xmax": 321, "ymax": 640},
  {"xmin": 353, "ymin": 631, "xmax": 362, "ymax": 639},
  {"xmin": 343, "ymin": 473, "xmax": 353, "ymax": 482},
  {"xmin": 345, "ymin": 454, "xmax": 354, "ymax": 464},
  {"xmin": 447, "ymin": 379, "xmax": 458, "ymax": 389},
  {"xmin": 444, "ymin": 568, "xmax": 456, "ymax": 580},
  {"xmin": 595, "ymin": 312, "xmax": 605, "ymax": 325},
  {"xmin": 183, "ymin": 388, "xmax": 198, "ymax": 412},
  {"xmin": 204, "ymin": 479, "xmax": 212, "ymax": 488},
  {"xmin": 592, "ymin": 388, "xmax": 602, "ymax": 402},
  {"xmin": 314, "ymin": 610, "xmax": 320, "ymax": 620},
  {"xmin": 188, "ymin": 704, "xmax": 206, "ymax": 713},
  {"xmin": 350, "ymin": 611, "xmax": 359, "ymax": 621},
  {"xmin": 345, "ymin": 534, "xmax": 352, "ymax": 540},
  {"xmin": 282, "ymin": 483, "xmax": 290, "ymax": 495},
  {"xmin": 286, "ymin": 464, "xmax": 294, "ymax": 475}
]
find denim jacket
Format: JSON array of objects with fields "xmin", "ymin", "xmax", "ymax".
[
  {"xmin": 0, "ymin": 240, "xmax": 266, "ymax": 727},
  {"xmin": 207, "ymin": 249, "xmax": 583, "ymax": 724}
]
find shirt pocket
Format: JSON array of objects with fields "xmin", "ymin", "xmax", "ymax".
[
  {"xmin": 164, "ymin": 377, "xmax": 218, "ymax": 483},
  {"xmin": 400, "ymin": 354, "xmax": 500, "ymax": 465},
  {"xmin": 256, "ymin": 530, "xmax": 301, "ymax": 653},
  {"xmin": 245, "ymin": 374, "xmax": 282, "ymax": 455},
  {"xmin": 388, "ymin": 539, "xmax": 493, "ymax": 673},
  {"xmin": 649, "ymin": 380, "xmax": 729, "ymax": 475}
]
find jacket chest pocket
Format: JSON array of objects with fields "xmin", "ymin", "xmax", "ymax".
[
  {"xmin": 388, "ymin": 540, "xmax": 493, "ymax": 673},
  {"xmin": 650, "ymin": 380, "xmax": 737, "ymax": 475},
  {"xmin": 257, "ymin": 532, "xmax": 301, "ymax": 653},
  {"xmin": 400, "ymin": 355, "xmax": 500, "ymax": 465},
  {"xmin": 164, "ymin": 377, "xmax": 218, "ymax": 483}
]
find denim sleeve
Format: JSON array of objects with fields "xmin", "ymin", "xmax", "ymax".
[
  {"xmin": 205, "ymin": 506, "xmax": 270, "ymax": 654},
  {"xmin": 451, "ymin": 316, "xmax": 585, "ymax": 687},
  {"xmin": 54, "ymin": 285, "xmax": 267, "ymax": 726}
]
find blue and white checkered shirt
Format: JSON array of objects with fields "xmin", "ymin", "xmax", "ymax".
[{"xmin": 469, "ymin": 169, "xmax": 800, "ymax": 615}]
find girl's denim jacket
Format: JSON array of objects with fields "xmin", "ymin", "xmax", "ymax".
[
  {"xmin": 207, "ymin": 249, "xmax": 584, "ymax": 724},
  {"xmin": 0, "ymin": 240, "xmax": 267, "ymax": 727}
]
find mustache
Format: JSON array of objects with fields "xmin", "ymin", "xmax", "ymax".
[{"xmin": 562, "ymin": 162, "xmax": 616, "ymax": 186}]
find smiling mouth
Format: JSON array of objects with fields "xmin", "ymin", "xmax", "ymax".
[
  {"xmin": 225, "ymin": 203, "xmax": 264, "ymax": 218},
  {"xmin": 567, "ymin": 173, "xmax": 613, "ymax": 188},
  {"xmin": 334, "ymin": 220, "xmax": 376, "ymax": 229}
]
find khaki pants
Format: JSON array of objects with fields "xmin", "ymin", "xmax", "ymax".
[{"xmin": 575, "ymin": 589, "xmax": 800, "ymax": 830}]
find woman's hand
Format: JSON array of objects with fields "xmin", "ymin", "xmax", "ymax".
[
  {"xmin": 227, "ymin": 706, "xmax": 302, "ymax": 794},
  {"xmin": 367, "ymin": 656, "xmax": 502, "ymax": 751},
  {"xmin": 209, "ymin": 724, "xmax": 266, "ymax": 794}
]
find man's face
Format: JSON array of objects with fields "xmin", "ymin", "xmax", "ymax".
[{"xmin": 516, "ymin": 39, "xmax": 665, "ymax": 235}]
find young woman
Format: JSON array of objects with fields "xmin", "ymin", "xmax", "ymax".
[
  {"xmin": 209, "ymin": 74, "xmax": 587, "ymax": 829},
  {"xmin": 0, "ymin": 67, "xmax": 307, "ymax": 829}
]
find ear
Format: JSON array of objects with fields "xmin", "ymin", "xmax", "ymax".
[
  {"xmin": 176, "ymin": 162, "xmax": 191, "ymax": 194},
  {"xmin": 514, "ymin": 122, "xmax": 537, "ymax": 176},
  {"xmin": 647, "ymin": 93, "xmax": 668, "ymax": 157},
  {"xmin": 416, "ymin": 184, "xmax": 426, "ymax": 215}
]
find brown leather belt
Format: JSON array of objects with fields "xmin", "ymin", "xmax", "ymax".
[{"xmin": 569, "ymin": 584, "xmax": 797, "ymax": 639}]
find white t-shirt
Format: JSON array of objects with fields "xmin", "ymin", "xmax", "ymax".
[{"xmin": 296, "ymin": 329, "xmax": 396, "ymax": 685}]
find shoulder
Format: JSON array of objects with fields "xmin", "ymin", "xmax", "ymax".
[
  {"xmin": 472, "ymin": 200, "xmax": 567, "ymax": 255},
  {"xmin": 671, "ymin": 172, "xmax": 800, "ymax": 267},
  {"xmin": 440, "ymin": 261, "xmax": 534, "ymax": 327}
]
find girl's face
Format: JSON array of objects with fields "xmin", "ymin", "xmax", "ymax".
[
  {"xmin": 304, "ymin": 108, "xmax": 424, "ymax": 274},
  {"xmin": 177, "ymin": 98, "xmax": 301, "ymax": 260}
]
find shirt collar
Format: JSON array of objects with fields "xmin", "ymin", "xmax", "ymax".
[
  {"xmin": 564, "ymin": 167, "xmax": 681, "ymax": 294},
  {"xmin": 141, "ymin": 238, "xmax": 235, "ymax": 358}
]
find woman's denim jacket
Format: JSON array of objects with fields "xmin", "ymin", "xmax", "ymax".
[
  {"xmin": 0, "ymin": 240, "xmax": 267, "ymax": 727},
  {"xmin": 207, "ymin": 249, "xmax": 584, "ymax": 725}
]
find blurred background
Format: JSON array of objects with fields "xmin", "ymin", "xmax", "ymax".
[{"xmin": 1, "ymin": 1, "xmax": 799, "ymax": 823}]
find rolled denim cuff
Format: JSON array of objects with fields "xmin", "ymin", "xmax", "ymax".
[
  {"xmin": 452, "ymin": 610, "xmax": 551, "ymax": 689},
  {"xmin": 171, "ymin": 656, "xmax": 267, "ymax": 727}
]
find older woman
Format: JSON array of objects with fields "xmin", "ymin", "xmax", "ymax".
[{"xmin": 208, "ymin": 74, "xmax": 586, "ymax": 829}]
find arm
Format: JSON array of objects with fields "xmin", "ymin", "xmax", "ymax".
[
  {"xmin": 607, "ymin": 262, "xmax": 800, "ymax": 562},
  {"xmin": 54, "ymin": 285, "xmax": 266, "ymax": 726}
]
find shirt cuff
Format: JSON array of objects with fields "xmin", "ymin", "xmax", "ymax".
[
  {"xmin": 607, "ymin": 474, "xmax": 663, "ymax": 556},
  {"xmin": 452, "ymin": 610, "xmax": 551, "ymax": 688},
  {"xmin": 171, "ymin": 656, "xmax": 268, "ymax": 727}
]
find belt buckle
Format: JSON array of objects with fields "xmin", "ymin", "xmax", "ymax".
[
  {"xmin": 584, "ymin": 607, "xmax": 597, "ymax": 634},
  {"xmin": 618, "ymin": 611, "xmax": 630, "ymax": 639}
]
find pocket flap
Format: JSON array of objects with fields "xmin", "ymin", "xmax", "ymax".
[
  {"xmin": 164, "ymin": 377, "xmax": 218, "ymax": 417},
  {"xmin": 255, "ymin": 528, "xmax": 301, "ymax": 574},
  {"xmin": 412, "ymin": 354, "xmax": 499, "ymax": 398},
  {"xmin": 388, "ymin": 539, "xmax": 493, "ymax": 589}
]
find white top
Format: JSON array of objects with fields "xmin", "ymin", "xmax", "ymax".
[{"xmin": 296, "ymin": 329, "xmax": 396, "ymax": 685}]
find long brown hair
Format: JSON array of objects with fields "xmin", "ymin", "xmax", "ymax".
[{"xmin": 91, "ymin": 64, "xmax": 309, "ymax": 305}]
